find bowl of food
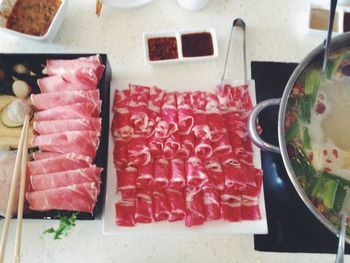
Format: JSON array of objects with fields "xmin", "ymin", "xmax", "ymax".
[
  {"xmin": 248, "ymin": 32, "xmax": 350, "ymax": 243},
  {"xmin": 0, "ymin": 0, "xmax": 68, "ymax": 42}
]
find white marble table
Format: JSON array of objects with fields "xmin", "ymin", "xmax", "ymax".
[{"xmin": 0, "ymin": 0, "xmax": 347, "ymax": 262}]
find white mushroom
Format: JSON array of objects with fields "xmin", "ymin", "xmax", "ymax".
[{"xmin": 12, "ymin": 80, "xmax": 32, "ymax": 99}]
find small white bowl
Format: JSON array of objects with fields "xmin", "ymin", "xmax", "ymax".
[
  {"xmin": 0, "ymin": 0, "xmax": 68, "ymax": 42},
  {"xmin": 143, "ymin": 27, "xmax": 218, "ymax": 65}
]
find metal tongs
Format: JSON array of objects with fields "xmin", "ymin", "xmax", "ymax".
[{"xmin": 220, "ymin": 18, "xmax": 247, "ymax": 90}]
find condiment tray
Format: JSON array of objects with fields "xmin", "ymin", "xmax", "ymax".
[{"xmin": 143, "ymin": 28, "xmax": 218, "ymax": 65}]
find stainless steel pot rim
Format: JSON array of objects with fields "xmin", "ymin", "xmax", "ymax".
[{"xmin": 278, "ymin": 32, "xmax": 350, "ymax": 244}]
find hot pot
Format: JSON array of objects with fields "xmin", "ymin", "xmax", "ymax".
[{"xmin": 248, "ymin": 32, "xmax": 350, "ymax": 243}]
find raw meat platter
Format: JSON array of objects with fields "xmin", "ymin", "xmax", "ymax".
[
  {"xmin": 0, "ymin": 53, "xmax": 111, "ymax": 220},
  {"xmin": 102, "ymin": 78, "xmax": 268, "ymax": 234}
]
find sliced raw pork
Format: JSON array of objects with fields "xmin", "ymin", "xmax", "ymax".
[
  {"xmin": 26, "ymin": 182, "xmax": 98, "ymax": 213},
  {"xmin": 34, "ymin": 118, "xmax": 101, "ymax": 134},
  {"xmin": 31, "ymin": 90, "xmax": 100, "ymax": 110}
]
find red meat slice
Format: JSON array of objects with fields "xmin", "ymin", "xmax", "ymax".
[
  {"xmin": 136, "ymin": 161, "xmax": 153, "ymax": 188},
  {"xmin": 113, "ymin": 139, "xmax": 129, "ymax": 171},
  {"xmin": 37, "ymin": 71, "xmax": 98, "ymax": 93},
  {"xmin": 166, "ymin": 189, "xmax": 186, "ymax": 222},
  {"xmin": 220, "ymin": 188, "xmax": 241, "ymax": 222},
  {"xmin": 31, "ymin": 90, "xmax": 100, "ymax": 110},
  {"xmin": 34, "ymin": 118, "xmax": 101, "ymax": 135},
  {"xmin": 194, "ymin": 137, "xmax": 212, "ymax": 159},
  {"xmin": 205, "ymin": 92, "xmax": 226, "ymax": 142},
  {"xmin": 27, "ymin": 153, "xmax": 92, "ymax": 175},
  {"xmin": 212, "ymin": 134, "xmax": 232, "ymax": 157},
  {"xmin": 128, "ymin": 84, "xmax": 150, "ymax": 134},
  {"xmin": 202, "ymin": 185, "xmax": 220, "ymax": 220},
  {"xmin": 153, "ymin": 158, "xmax": 169, "ymax": 190},
  {"xmin": 156, "ymin": 92, "xmax": 178, "ymax": 138},
  {"xmin": 148, "ymin": 135, "xmax": 164, "ymax": 158},
  {"xmin": 185, "ymin": 187, "xmax": 205, "ymax": 227},
  {"xmin": 241, "ymin": 194, "xmax": 261, "ymax": 220},
  {"xmin": 113, "ymin": 89, "xmax": 130, "ymax": 112},
  {"xmin": 112, "ymin": 114, "xmax": 134, "ymax": 141},
  {"xmin": 128, "ymin": 134, "xmax": 151, "ymax": 167},
  {"xmin": 177, "ymin": 133, "xmax": 195, "ymax": 159},
  {"xmin": 169, "ymin": 158, "xmax": 185, "ymax": 189},
  {"xmin": 34, "ymin": 102, "xmax": 101, "ymax": 121},
  {"xmin": 204, "ymin": 157, "xmax": 225, "ymax": 190},
  {"xmin": 223, "ymin": 163, "xmax": 247, "ymax": 192},
  {"xmin": 163, "ymin": 133, "xmax": 180, "ymax": 159},
  {"xmin": 153, "ymin": 190, "xmax": 170, "ymax": 221},
  {"xmin": 32, "ymin": 131, "xmax": 100, "ymax": 158},
  {"xmin": 176, "ymin": 92, "xmax": 194, "ymax": 135},
  {"xmin": 43, "ymin": 54, "xmax": 105, "ymax": 80},
  {"xmin": 146, "ymin": 86, "xmax": 164, "ymax": 136},
  {"xmin": 135, "ymin": 188, "xmax": 153, "ymax": 223},
  {"xmin": 26, "ymin": 182, "xmax": 98, "ymax": 213},
  {"xmin": 30, "ymin": 166, "xmax": 102, "ymax": 191},
  {"xmin": 117, "ymin": 167, "xmax": 137, "ymax": 200},
  {"xmin": 115, "ymin": 200, "xmax": 136, "ymax": 227},
  {"xmin": 186, "ymin": 156, "xmax": 208, "ymax": 188},
  {"xmin": 190, "ymin": 91, "xmax": 211, "ymax": 140}
]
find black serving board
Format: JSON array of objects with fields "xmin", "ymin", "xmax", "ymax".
[
  {"xmin": 252, "ymin": 61, "xmax": 350, "ymax": 254},
  {"xmin": 0, "ymin": 53, "xmax": 111, "ymax": 220}
]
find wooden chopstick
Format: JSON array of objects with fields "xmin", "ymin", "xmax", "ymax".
[
  {"xmin": 0, "ymin": 115, "xmax": 30, "ymax": 263},
  {"xmin": 96, "ymin": 0, "xmax": 103, "ymax": 17},
  {"xmin": 13, "ymin": 115, "xmax": 29, "ymax": 263}
]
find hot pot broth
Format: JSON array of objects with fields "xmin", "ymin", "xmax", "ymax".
[{"xmin": 285, "ymin": 47, "xmax": 350, "ymax": 233}]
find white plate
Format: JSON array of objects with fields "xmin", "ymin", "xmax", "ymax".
[
  {"xmin": 103, "ymin": 0, "xmax": 155, "ymax": 9},
  {"xmin": 102, "ymin": 79, "xmax": 268, "ymax": 235}
]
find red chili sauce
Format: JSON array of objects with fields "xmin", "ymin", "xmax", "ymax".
[
  {"xmin": 181, "ymin": 32, "xmax": 214, "ymax": 57},
  {"xmin": 148, "ymin": 37, "xmax": 178, "ymax": 61}
]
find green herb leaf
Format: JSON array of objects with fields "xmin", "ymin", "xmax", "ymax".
[
  {"xmin": 285, "ymin": 121, "xmax": 299, "ymax": 142},
  {"xmin": 43, "ymin": 211, "xmax": 79, "ymax": 240}
]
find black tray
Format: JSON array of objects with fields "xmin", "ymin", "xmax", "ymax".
[{"xmin": 0, "ymin": 53, "xmax": 112, "ymax": 220}]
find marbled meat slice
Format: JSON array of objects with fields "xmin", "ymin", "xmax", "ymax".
[
  {"xmin": 177, "ymin": 133, "xmax": 194, "ymax": 159},
  {"xmin": 135, "ymin": 188, "xmax": 153, "ymax": 223},
  {"xmin": 153, "ymin": 158, "xmax": 169, "ymax": 190},
  {"xmin": 32, "ymin": 151, "xmax": 62, "ymax": 161},
  {"xmin": 31, "ymin": 90, "xmax": 100, "ymax": 110},
  {"xmin": 148, "ymin": 135, "xmax": 164, "ymax": 158},
  {"xmin": 128, "ymin": 84, "xmax": 150, "ymax": 134},
  {"xmin": 190, "ymin": 91, "xmax": 211, "ymax": 140},
  {"xmin": 205, "ymin": 92, "xmax": 226, "ymax": 142},
  {"xmin": 113, "ymin": 139, "xmax": 129, "ymax": 171},
  {"xmin": 163, "ymin": 133, "xmax": 180, "ymax": 159},
  {"xmin": 146, "ymin": 86, "xmax": 164, "ymax": 136},
  {"xmin": 43, "ymin": 54, "xmax": 105, "ymax": 81},
  {"xmin": 128, "ymin": 134, "xmax": 151, "ymax": 167},
  {"xmin": 112, "ymin": 89, "xmax": 133, "ymax": 140},
  {"xmin": 169, "ymin": 158, "xmax": 185, "ymax": 189},
  {"xmin": 220, "ymin": 188, "xmax": 241, "ymax": 222},
  {"xmin": 194, "ymin": 137, "xmax": 212, "ymax": 159},
  {"xmin": 204, "ymin": 157, "xmax": 225, "ymax": 190},
  {"xmin": 117, "ymin": 166, "xmax": 137, "ymax": 200},
  {"xmin": 212, "ymin": 134, "xmax": 232, "ymax": 157},
  {"xmin": 156, "ymin": 92, "xmax": 178, "ymax": 138},
  {"xmin": 34, "ymin": 102, "xmax": 101, "ymax": 121},
  {"xmin": 26, "ymin": 182, "xmax": 98, "ymax": 213},
  {"xmin": 153, "ymin": 190, "xmax": 170, "ymax": 221},
  {"xmin": 176, "ymin": 92, "xmax": 194, "ymax": 135},
  {"xmin": 30, "ymin": 166, "xmax": 102, "ymax": 191},
  {"xmin": 136, "ymin": 161, "xmax": 153, "ymax": 188},
  {"xmin": 166, "ymin": 188, "xmax": 186, "ymax": 222},
  {"xmin": 34, "ymin": 118, "xmax": 101, "ymax": 134},
  {"xmin": 185, "ymin": 187, "xmax": 205, "ymax": 227},
  {"xmin": 37, "ymin": 71, "xmax": 98, "ymax": 93},
  {"xmin": 202, "ymin": 185, "xmax": 220, "ymax": 220},
  {"xmin": 27, "ymin": 153, "xmax": 92, "ymax": 175},
  {"xmin": 115, "ymin": 200, "xmax": 136, "ymax": 227},
  {"xmin": 186, "ymin": 156, "xmax": 208, "ymax": 188},
  {"xmin": 32, "ymin": 131, "xmax": 100, "ymax": 158}
]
